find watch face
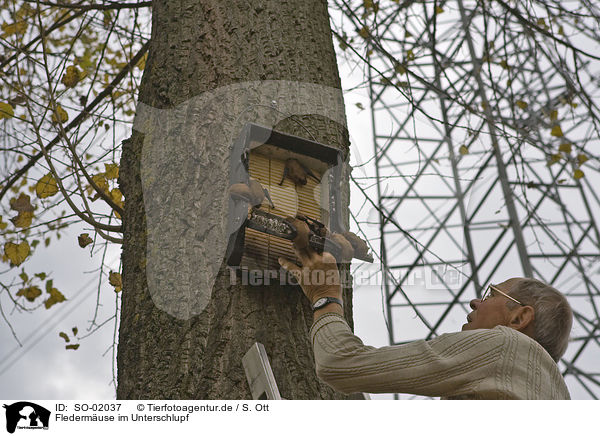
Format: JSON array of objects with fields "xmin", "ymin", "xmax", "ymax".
[{"xmin": 313, "ymin": 298, "xmax": 327, "ymax": 308}]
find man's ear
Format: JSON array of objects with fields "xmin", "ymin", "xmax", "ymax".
[{"xmin": 509, "ymin": 305, "xmax": 535, "ymax": 333}]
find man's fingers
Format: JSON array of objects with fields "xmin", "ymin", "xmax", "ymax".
[
  {"xmin": 285, "ymin": 216, "xmax": 315, "ymax": 260},
  {"xmin": 278, "ymin": 257, "xmax": 302, "ymax": 282}
]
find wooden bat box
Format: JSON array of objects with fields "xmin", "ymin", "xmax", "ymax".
[{"xmin": 226, "ymin": 123, "xmax": 345, "ymax": 272}]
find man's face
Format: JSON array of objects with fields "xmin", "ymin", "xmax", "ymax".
[{"xmin": 462, "ymin": 279, "xmax": 521, "ymax": 331}]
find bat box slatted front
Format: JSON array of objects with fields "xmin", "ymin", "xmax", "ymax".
[
  {"xmin": 227, "ymin": 123, "xmax": 344, "ymax": 273},
  {"xmin": 242, "ymin": 149, "xmax": 326, "ymax": 271}
]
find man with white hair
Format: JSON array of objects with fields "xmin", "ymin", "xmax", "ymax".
[{"xmin": 278, "ymin": 220, "xmax": 573, "ymax": 399}]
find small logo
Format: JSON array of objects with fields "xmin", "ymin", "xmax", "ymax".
[{"xmin": 3, "ymin": 402, "xmax": 50, "ymax": 434}]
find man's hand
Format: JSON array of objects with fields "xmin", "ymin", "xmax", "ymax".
[{"xmin": 278, "ymin": 217, "xmax": 342, "ymax": 307}]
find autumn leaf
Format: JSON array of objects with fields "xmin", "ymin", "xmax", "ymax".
[
  {"xmin": 435, "ymin": 6, "xmax": 444, "ymax": 14},
  {"xmin": 72, "ymin": 326, "xmax": 78, "ymax": 336},
  {"xmin": 10, "ymin": 211, "xmax": 33, "ymax": 228},
  {"xmin": 34, "ymin": 272, "xmax": 47, "ymax": 280},
  {"xmin": 65, "ymin": 344, "xmax": 80, "ymax": 351},
  {"xmin": 573, "ymin": 169, "xmax": 585, "ymax": 180},
  {"xmin": 355, "ymin": 102, "xmax": 365, "ymax": 110},
  {"xmin": 136, "ymin": 52, "xmax": 148, "ymax": 70},
  {"xmin": 59, "ymin": 332, "xmax": 70, "ymax": 342},
  {"xmin": 550, "ymin": 109, "xmax": 558, "ymax": 121},
  {"xmin": 550, "ymin": 125, "xmax": 563, "ymax": 137},
  {"xmin": 78, "ymin": 233, "xmax": 93, "ymax": 248},
  {"xmin": 61, "ymin": 65, "xmax": 83, "ymax": 88},
  {"xmin": 45, "ymin": 286, "xmax": 66, "ymax": 309},
  {"xmin": 577, "ymin": 154, "xmax": 589, "ymax": 166},
  {"xmin": 1, "ymin": 20, "xmax": 28, "ymax": 36},
  {"xmin": 104, "ymin": 163, "xmax": 119, "ymax": 179},
  {"xmin": 0, "ymin": 216, "xmax": 7, "ymax": 230},
  {"xmin": 87, "ymin": 173, "xmax": 109, "ymax": 199},
  {"xmin": 358, "ymin": 26, "xmax": 370, "ymax": 39},
  {"xmin": 4, "ymin": 241, "xmax": 30, "ymax": 266},
  {"xmin": 0, "ymin": 102, "xmax": 14, "ymax": 119},
  {"xmin": 516, "ymin": 100, "xmax": 528, "ymax": 109},
  {"xmin": 558, "ymin": 143, "xmax": 572, "ymax": 154},
  {"xmin": 109, "ymin": 271, "xmax": 122, "ymax": 293},
  {"xmin": 10, "ymin": 193, "xmax": 34, "ymax": 213},
  {"xmin": 16, "ymin": 286, "xmax": 42, "ymax": 302},
  {"xmin": 109, "ymin": 188, "xmax": 124, "ymax": 218},
  {"xmin": 51, "ymin": 105, "xmax": 68, "ymax": 124},
  {"xmin": 547, "ymin": 153, "xmax": 562, "ymax": 166},
  {"xmin": 35, "ymin": 173, "xmax": 59, "ymax": 198},
  {"xmin": 459, "ymin": 145, "xmax": 469, "ymax": 155}
]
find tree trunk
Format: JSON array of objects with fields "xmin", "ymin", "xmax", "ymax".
[{"xmin": 117, "ymin": 0, "xmax": 352, "ymax": 399}]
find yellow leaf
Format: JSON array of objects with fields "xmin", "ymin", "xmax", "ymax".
[
  {"xmin": 550, "ymin": 125, "xmax": 563, "ymax": 137},
  {"xmin": 459, "ymin": 145, "xmax": 469, "ymax": 155},
  {"xmin": 516, "ymin": 100, "xmax": 528, "ymax": 109},
  {"xmin": 358, "ymin": 26, "xmax": 370, "ymax": 39},
  {"xmin": 109, "ymin": 271, "xmax": 122, "ymax": 293},
  {"xmin": 136, "ymin": 52, "xmax": 148, "ymax": 70},
  {"xmin": 550, "ymin": 109, "xmax": 558, "ymax": 121},
  {"xmin": 4, "ymin": 241, "xmax": 30, "ymax": 266},
  {"xmin": 558, "ymin": 25, "xmax": 564, "ymax": 36},
  {"xmin": 104, "ymin": 163, "xmax": 119, "ymax": 179},
  {"xmin": 16, "ymin": 286, "xmax": 41, "ymax": 302},
  {"xmin": 0, "ymin": 102, "xmax": 14, "ymax": 119},
  {"xmin": 547, "ymin": 153, "xmax": 562, "ymax": 166},
  {"xmin": 51, "ymin": 105, "xmax": 68, "ymax": 124},
  {"xmin": 577, "ymin": 153, "xmax": 589, "ymax": 166},
  {"xmin": 499, "ymin": 59, "xmax": 510, "ymax": 70},
  {"xmin": 61, "ymin": 65, "xmax": 83, "ymax": 88},
  {"xmin": 394, "ymin": 62, "xmax": 406, "ymax": 75},
  {"xmin": 10, "ymin": 211, "xmax": 33, "ymax": 228},
  {"xmin": 558, "ymin": 143, "xmax": 572, "ymax": 154},
  {"xmin": 35, "ymin": 173, "xmax": 59, "ymax": 198},
  {"xmin": 87, "ymin": 173, "xmax": 109, "ymax": 198},
  {"xmin": 536, "ymin": 18, "xmax": 547, "ymax": 28},
  {"xmin": 435, "ymin": 6, "xmax": 444, "ymax": 14},
  {"xmin": 573, "ymin": 169, "xmax": 584, "ymax": 180},
  {"xmin": 110, "ymin": 188, "xmax": 123, "ymax": 206},
  {"xmin": 1, "ymin": 20, "xmax": 28, "ymax": 36},
  {"xmin": 406, "ymin": 49, "xmax": 415, "ymax": 61},
  {"xmin": 45, "ymin": 287, "xmax": 66, "ymax": 309},
  {"xmin": 78, "ymin": 233, "xmax": 93, "ymax": 248},
  {"xmin": 0, "ymin": 216, "xmax": 7, "ymax": 230}
]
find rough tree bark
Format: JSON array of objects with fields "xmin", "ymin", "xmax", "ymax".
[{"xmin": 117, "ymin": 0, "xmax": 353, "ymax": 399}]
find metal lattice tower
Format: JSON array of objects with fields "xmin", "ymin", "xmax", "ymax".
[{"xmin": 333, "ymin": 0, "xmax": 600, "ymax": 398}]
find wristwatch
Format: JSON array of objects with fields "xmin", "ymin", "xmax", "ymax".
[{"xmin": 311, "ymin": 297, "xmax": 343, "ymax": 311}]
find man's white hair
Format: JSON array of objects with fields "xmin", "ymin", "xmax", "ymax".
[{"xmin": 508, "ymin": 278, "xmax": 573, "ymax": 362}]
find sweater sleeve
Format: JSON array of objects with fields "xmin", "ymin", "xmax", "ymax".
[{"xmin": 310, "ymin": 313, "xmax": 508, "ymax": 397}]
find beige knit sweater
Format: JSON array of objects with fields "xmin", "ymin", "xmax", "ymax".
[{"xmin": 310, "ymin": 313, "xmax": 570, "ymax": 399}]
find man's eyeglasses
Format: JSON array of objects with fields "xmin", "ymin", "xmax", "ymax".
[{"xmin": 481, "ymin": 284, "xmax": 526, "ymax": 306}]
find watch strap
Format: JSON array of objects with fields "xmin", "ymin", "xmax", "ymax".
[{"xmin": 312, "ymin": 297, "xmax": 343, "ymax": 311}]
